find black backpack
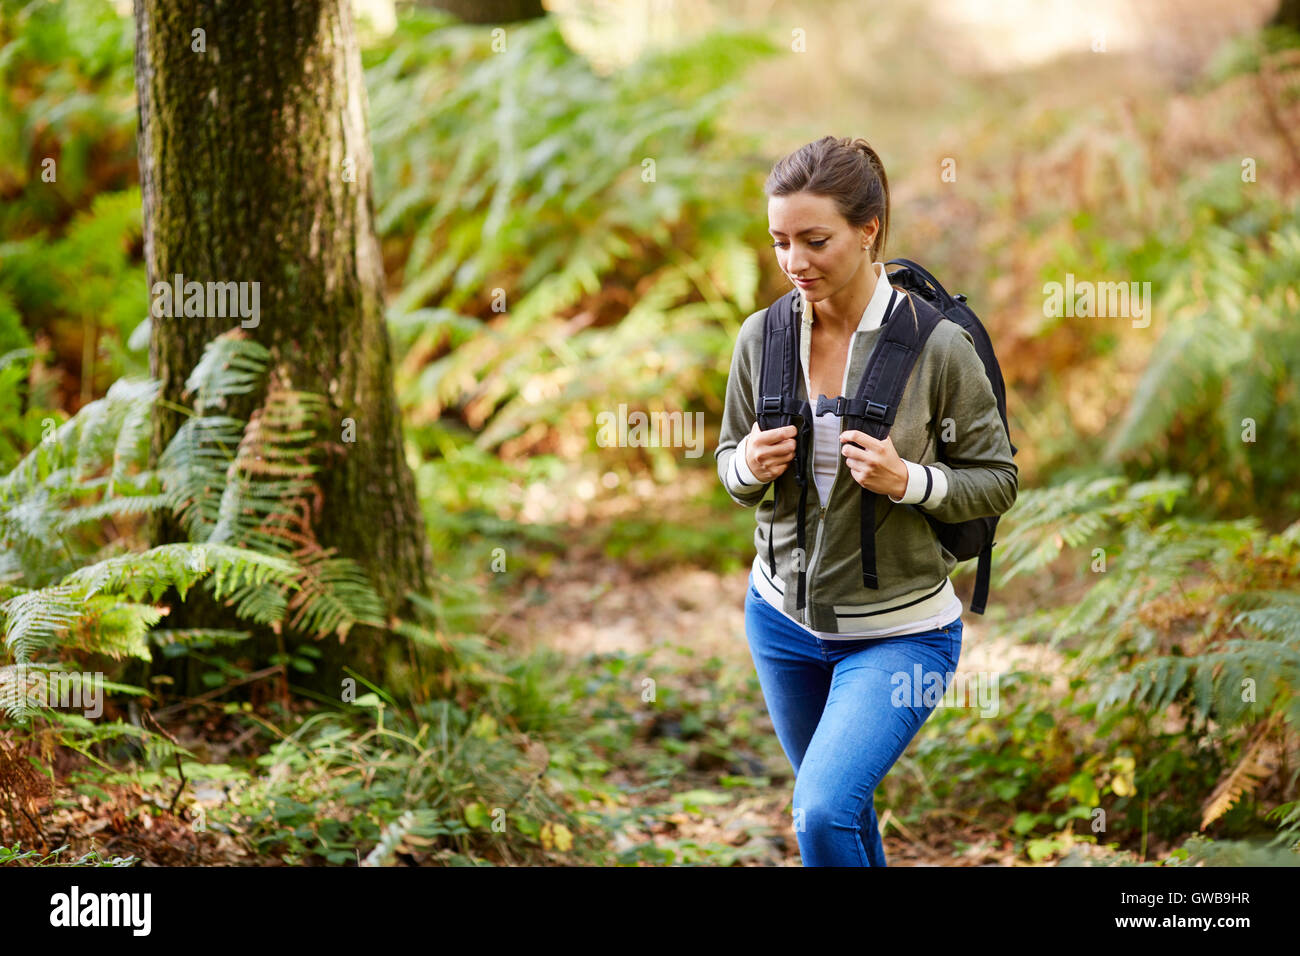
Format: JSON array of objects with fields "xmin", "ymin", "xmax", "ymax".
[{"xmin": 756, "ymin": 257, "xmax": 1017, "ymax": 615}]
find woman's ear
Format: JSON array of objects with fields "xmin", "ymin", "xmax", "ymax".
[{"xmin": 860, "ymin": 221, "xmax": 877, "ymax": 252}]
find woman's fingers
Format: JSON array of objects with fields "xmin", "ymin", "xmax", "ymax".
[
  {"xmin": 752, "ymin": 424, "xmax": 797, "ymax": 458},
  {"xmin": 747, "ymin": 422, "xmax": 798, "ymax": 480},
  {"xmin": 760, "ymin": 442, "xmax": 795, "ymax": 468},
  {"xmin": 753, "ymin": 423, "xmax": 797, "ymax": 442}
]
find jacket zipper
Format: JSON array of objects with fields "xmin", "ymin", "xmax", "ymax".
[{"xmin": 800, "ymin": 326, "xmax": 857, "ymax": 629}]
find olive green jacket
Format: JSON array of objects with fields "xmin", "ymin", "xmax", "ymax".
[{"xmin": 715, "ymin": 291, "xmax": 1018, "ymax": 633}]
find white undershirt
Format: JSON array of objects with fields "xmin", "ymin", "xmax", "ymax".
[{"xmin": 810, "ymin": 409, "xmax": 842, "ymax": 507}]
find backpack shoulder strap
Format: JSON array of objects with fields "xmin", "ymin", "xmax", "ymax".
[
  {"xmin": 758, "ymin": 290, "xmax": 805, "ymax": 430},
  {"xmin": 756, "ymin": 289, "xmax": 815, "ymax": 608},
  {"xmin": 824, "ymin": 290, "xmax": 943, "ymax": 440},
  {"xmin": 836, "ymin": 290, "xmax": 946, "ymax": 590}
]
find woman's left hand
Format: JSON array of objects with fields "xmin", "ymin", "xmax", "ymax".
[{"xmin": 840, "ymin": 430, "xmax": 909, "ymax": 498}]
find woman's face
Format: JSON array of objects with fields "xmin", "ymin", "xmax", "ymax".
[{"xmin": 767, "ymin": 191, "xmax": 876, "ymax": 304}]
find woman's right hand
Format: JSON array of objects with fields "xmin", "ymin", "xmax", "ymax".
[{"xmin": 744, "ymin": 422, "xmax": 799, "ymax": 482}]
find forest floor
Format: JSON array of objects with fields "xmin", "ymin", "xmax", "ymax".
[
  {"xmin": 497, "ymin": 531, "xmax": 1074, "ymax": 867},
  {"xmin": 13, "ymin": 518, "xmax": 1104, "ymax": 868}
]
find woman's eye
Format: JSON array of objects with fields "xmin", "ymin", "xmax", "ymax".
[{"xmin": 770, "ymin": 239, "xmax": 827, "ymax": 248}]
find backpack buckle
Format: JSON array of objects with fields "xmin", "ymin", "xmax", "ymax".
[
  {"xmin": 761, "ymin": 395, "xmax": 782, "ymax": 414},
  {"xmin": 865, "ymin": 400, "xmax": 889, "ymax": 422},
  {"xmin": 814, "ymin": 394, "xmax": 845, "ymax": 417}
]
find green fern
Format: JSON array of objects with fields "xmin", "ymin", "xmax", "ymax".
[
  {"xmin": 366, "ymin": 10, "xmax": 774, "ymax": 453},
  {"xmin": 0, "ymin": 331, "xmax": 389, "ymax": 723},
  {"xmin": 999, "ymin": 471, "xmax": 1300, "ymax": 838},
  {"xmin": 1, "ymin": 585, "xmax": 84, "ymax": 664},
  {"xmin": 1104, "ymin": 214, "xmax": 1300, "ymax": 512},
  {"xmin": 994, "ymin": 471, "xmax": 1190, "ymax": 586},
  {"xmin": 184, "ymin": 334, "xmax": 273, "ymax": 413}
]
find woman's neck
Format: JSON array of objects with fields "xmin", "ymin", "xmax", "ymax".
[{"xmin": 808, "ymin": 261, "xmax": 880, "ymax": 337}]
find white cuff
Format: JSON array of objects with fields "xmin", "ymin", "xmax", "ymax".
[
  {"xmin": 731, "ymin": 434, "xmax": 764, "ymax": 487},
  {"xmin": 888, "ymin": 460, "xmax": 947, "ymax": 506}
]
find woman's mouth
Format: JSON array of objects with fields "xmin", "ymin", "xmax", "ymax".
[{"xmin": 794, "ymin": 277, "xmax": 819, "ymax": 287}]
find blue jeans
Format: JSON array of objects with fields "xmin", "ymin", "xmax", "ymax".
[{"xmin": 743, "ymin": 572, "xmax": 962, "ymax": 866}]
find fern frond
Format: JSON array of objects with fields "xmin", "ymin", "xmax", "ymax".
[
  {"xmin": 284, "ymin": 552, "xmax": 387, "ymax": 640},
  {"xmin": 1093, "ymin": 576, "xmax": 1300, "ymax": 733},
  {"xmin": 109, "ymin": 378, "xmax": 160, "ymax": 493},
  {"xmin": 1201, "ymin": 714, "xmax": 1283, "ymax": 829},
  {"xmin": 215, "ymin": 580, "xmax": 290, "ymax": 629},
  {"xmin": 1, "ymin": 320, "xmax": 389, "ymax": 660},
  {"xmin": 1228, "ymin": 590, "xmax": 1300, "ymax": 645},
  {"xmin": 0, "ymin": 378, "xmax": 154, "ymax": 498},
  {"xmin": 52, "ymin": 492, "xmax": 170, "ymax": 532},
  {"xmin": 183, "ymin": 331, "xmax": 271, "ymax": 414},
  {"xmin": 361, "ymin": 810, "xmax": 417, "ymax": 867},
  {"xmin": 0, "ymin": 663, "xmax": 56, "ymax": 721},
  {"xmin": 64, "ymin": 595, "xmax": 165, "ymax": 661},
  {"xmin": 1, "ymin": 585, "xmax": 84, "ymax": 663},
  {"xmin": 146, "ymin": 628, "xmax": 252, "ymax": 647},
  {"xmin": 158, "ymin": 415, "xmax": 245, "ymax": 540},
  {"xmin": 62, "ymin": 542, "xmax": 210, "ymax": 603},
  {"xmin": 200, "ymin": 543, "xmax": 301, "ymax": 602},
  {"xmin": 995, "ymin": 472, "xmax": 1190, "ymax": 585}
]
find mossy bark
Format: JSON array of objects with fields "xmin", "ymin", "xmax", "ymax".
[
  {"xmin": 421, "ymin": 0, "xmax": 547, "ymax": 23},
  {"xmin": 131, "ymin": 0, "xmax": 433, "ymax": 697}
]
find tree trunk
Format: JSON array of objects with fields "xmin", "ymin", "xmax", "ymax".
[
  {"xmin": 131, "ymin": 0, "xmax": 433, "ymax": 696},
  {"xmin": 421, "ymin": 0, "xmax": 547, "ymax": 24},
  {"xmin": 1270, "ymin": 0, "xmax": 1300, "ymax": 29}
]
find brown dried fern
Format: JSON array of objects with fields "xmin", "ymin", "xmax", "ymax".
[
  {"xmin": 1200, "ymin": 711, "xmax": 1283, "ymax": 830},
  {"xmin": 219, "ymin": 375, "xmax": 379, "ymax": 640}
]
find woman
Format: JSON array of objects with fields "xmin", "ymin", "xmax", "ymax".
[{"xmin": 715, "ymin": 136, "xmax": 1018, "ymax": 866}]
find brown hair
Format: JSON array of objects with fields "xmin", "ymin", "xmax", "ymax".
[{"xmin": 764, "ymin": 135, "xmax": 890, "ymax": 260}]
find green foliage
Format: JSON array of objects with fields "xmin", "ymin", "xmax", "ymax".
[
  {"xmin": 589, "ymin": 488, "xmax": 757, "ymax": 573},
  {"xmin": 0, "ymin": 0, "xmax": 143, "ymax": 394},
  {"xmin": 993, "ymin": 471, "xmax": 1190, "ymax": 586},
  {"xmin": 980, "ymin": 471, "xmax": 1300, "ymax": 853},
  {"xmin": 959, "ymin": 46, "xmax": 1300, "ymax": 860},
  {"xmin": 0, "ymin": 188, "xmax": 148, "ymax": 377},
  {"xmin": 211, "ymin": 689, "xmax": 580, "ymax": 866},
  {"xmin": 0, "ymin": 0, "xmax": 137, "ymax": 225},
  {"xmin": 0, "ymin": 348, "xmax": 56, "ymax": 474},
  {"xmin": 1166, "ymin": 834, "xmax": 1300, "ymax": 867},
  {"xmin": 0, "ymin": 842, "xmax": 138, "ymax": 867},
  {"xmin": 409, "ymin": 420, "xmax": 566, "ymax": 576},
  {"xmin": 1099, "ymin": 584, "xmax": 1300, "ymax": 733},
  {"xmin": 1204, "ymin": 25, "xmax": 1300, "ymax": 85},
  {"xmin": 0, "ymin": 333, "xmax": 385, "ymax": 722},
  {"xmin": 1103, "ymin": 204, "xmax": 1300, "ymax": 514},
  {"xmin": 364, "ymin": 10, "xmax": 775, "ymax": 463}
]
